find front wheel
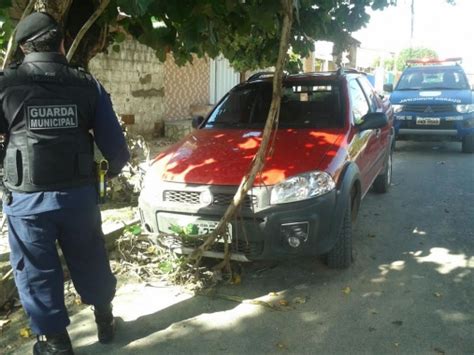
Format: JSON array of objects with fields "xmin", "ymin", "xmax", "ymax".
[
  {"xmin": 462, "ymin": 134, "xmax": 474, "ymax": 153},
  {"xmin": 373, "ymin": 150, "xmax": 392, "ymax": 193},
  {"xmin": 327, "ymin": 206, "xmax": 352, "ymax": 269}
]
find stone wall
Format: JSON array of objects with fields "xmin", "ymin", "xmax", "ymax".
[{"xmin": 89, "ymin": 39, "xmax": 166, "ymax": 135}]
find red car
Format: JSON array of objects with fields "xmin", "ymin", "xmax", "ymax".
[{"xmin": 139, "ymin": 69, "xmax": 394, "ymax": 268}]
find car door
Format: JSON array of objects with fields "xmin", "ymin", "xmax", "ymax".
[
  {"xmin": 347, "ymin": 78, "xmax": 380, "ymax": 194},
  {"xmin": 358, "ymin": 76, "xmax": 391, "ymax": 172}
]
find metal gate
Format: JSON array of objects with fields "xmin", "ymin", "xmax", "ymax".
[{"xmin": 209, "ymin": 56, "xmax": 240, "ymax": 105}]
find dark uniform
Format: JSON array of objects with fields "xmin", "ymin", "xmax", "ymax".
[{"xmin": 0, "ymin": 14, "xmax": 130, "ymax": 339}]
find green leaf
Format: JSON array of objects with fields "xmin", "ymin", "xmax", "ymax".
[
  {"xmin": 129, "ymin": 224, "xmax": 142, "ymax": 235},
  {"xmin": 158, "ymin": 260, "xmax": 174, "ymax": 274},
  {"xmin": 0, "ymin": 0, "xmax": 12, "ymax": 8},
  {"xmin": 117, "ymin": 0, "xmax": 154, "ymax": 16},
  {"xmin": 114, "ymin": 32, "xmax": 126, "ymax": 43},
  {"xmin": 112, "ymin": 44, "xmax": 120, "ymax": 53},
  {"xmin": 184, "ymin": 224, "xmax": 199, "ymax": 235},
  {"xmin": 169, "ymin": 224, "xmax": 183, "ymax": 235}
]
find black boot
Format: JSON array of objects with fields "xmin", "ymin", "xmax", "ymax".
[
  {"xmin": 94, "ymin": 303, "xmax": 115, "ymax": 344},
  {"xmin": 33, "ymin": 331, "xmax": 74, "ymax": 355}
]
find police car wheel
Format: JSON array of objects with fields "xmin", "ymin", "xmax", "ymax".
[{"xmin": 462, "ymin": 134, "xmax": 474, "ymax": 154}]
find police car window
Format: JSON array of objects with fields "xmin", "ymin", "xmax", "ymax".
[
  {"xmin": 396, "ymin": 68, "xmax": 469, "ymax": 90},
  {"xmin": 357, "ymin": 77, "xmax": 379, "ymax": 112},
  {"xmin": 348, "ymin": 79, "xmax": 370, "ymax": 124},
  {"xmin": 205, "ymin": 81, "xmax": 343, "ymax": 129}
]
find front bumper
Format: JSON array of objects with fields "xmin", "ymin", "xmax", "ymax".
[
  {"xmin": 394, "ymin": 113, "xmax": 474, "ymax": 139},
  {"xmin": 138, "ymin": 181, "xmax": 340, "ymax": 261}
]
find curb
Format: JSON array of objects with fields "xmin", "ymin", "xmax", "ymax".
[{"xmin": 0, "ymin": 218, "xmax": 141, "ymax": 308}]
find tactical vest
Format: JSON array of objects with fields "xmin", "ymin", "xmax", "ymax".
[{"xmin": 0, "ymin": 52, "xmax": 98, "ymax": 192}]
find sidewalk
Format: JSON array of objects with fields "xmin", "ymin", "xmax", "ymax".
[{"xmin": 10, "ymin": 281, "xmax": 266, "ymax": 354}]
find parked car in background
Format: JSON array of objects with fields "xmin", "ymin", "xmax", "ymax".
[
  {"xmin": 139, "ymin": 69, "xmax": 394, "ymax": 268},
  {"xmin": 384, "ymin": 58, "xmax": 474, "ymax": 153}
]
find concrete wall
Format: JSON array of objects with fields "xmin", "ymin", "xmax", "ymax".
[
  {"xmin": 89, "ymin": 40, "xmax": 211, "ymax": 136},
  {"xmin": 89, "ymin": 39, "xmax": 166, "ymax": 135}
]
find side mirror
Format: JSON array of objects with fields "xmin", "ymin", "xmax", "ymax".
[
  {"xmin": 383, "ymin": 83, "xmax": 394, "ymax": 93},
  {"xmin": 192, "ymin": 115, "xmax": 204, "ymax": 129},
  {"xmin": 358, "ymin": 112, "xmax": 388, "ymax": 131}
]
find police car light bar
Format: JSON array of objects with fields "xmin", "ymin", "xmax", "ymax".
[{"xmin": 406, "ymin": 57, "xmax": 463, "ymax": 66}]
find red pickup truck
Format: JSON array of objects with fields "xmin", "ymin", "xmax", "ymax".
[{"xmin": 139, "ymin": 69, "xmax": 394, "ymax": 268}]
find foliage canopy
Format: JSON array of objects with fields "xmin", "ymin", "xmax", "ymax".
[{"xmin": 1, "ymin": 0, "xmax": 399, "ymax": 70}]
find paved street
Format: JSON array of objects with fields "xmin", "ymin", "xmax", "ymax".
[{"xmin": 10, "ymin": 140, "xmax": 474, "ymax": 354}]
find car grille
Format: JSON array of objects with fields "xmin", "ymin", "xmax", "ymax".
[
  {"xmin": 164, "ymin": 190, "xmax": 257, "ymax": 209},
  {"xmin": 181, "ymin": 238, "xmax": 264, "ymax": 258},
  {"xmin": 403, "ymin": 104, "xmax": 454, "ymax": 113}
]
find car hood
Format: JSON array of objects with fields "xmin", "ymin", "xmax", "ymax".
[
  {"xmin": 390, "ymin": 89, "xmax": 473, "ymax": 105},
  {"xmin": 150, "ymin": 128, "xmax": 342, "ymax": 186}
]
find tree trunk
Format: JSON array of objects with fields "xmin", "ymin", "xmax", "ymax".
[
  {"xmin": 4, "ymin": 0, "xmax": 110, "ymax": 69},
  {"xmin": 189, "ymin": 0, "xmax": 294, "ymax": 264}
]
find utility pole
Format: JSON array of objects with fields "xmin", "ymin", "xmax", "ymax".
[
  {"xmin": 409, "ymin": 0, "xmax": 415, "ymax": 58},
  {"xmin": 410, "ymin": 0, "xmax": 415, "ymax": 44}
]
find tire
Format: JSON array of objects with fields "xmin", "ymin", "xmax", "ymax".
[
  {"xmin": 327, "ymin": 205, "xmax": 352, "ymax": 269},
  {"xmin": 373, "ymin": 150, "xmax": 392, "ymax": 193},
  {"xmin": 462, "ymin": 134, "xmax": 474, "ymax": 153}
]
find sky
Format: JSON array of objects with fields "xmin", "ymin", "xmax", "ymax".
[{"xmin": 353, "ymin": 0, "xmax": 474, "ymax": 73}]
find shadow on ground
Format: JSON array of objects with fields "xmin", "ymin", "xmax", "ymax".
[{"xmin": 6, "ymin": 141, "xmax": 474, "ymax": 354}]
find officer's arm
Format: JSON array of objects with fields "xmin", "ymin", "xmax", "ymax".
[
  {"xmin": 0, "ymin": 87, "xmax": 7, "ymax": 164},
  {"xmin": 0, "ymin": 80, "xmax": 6, "ymax": 135},
  {"xmin": 92, "ymin": 83, "xmax": 130, "ymax": 177}
]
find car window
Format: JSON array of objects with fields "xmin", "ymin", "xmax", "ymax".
[
  {"xmin": 205, "ymin": 81, "xmax": 343, "ymax": 129},
  {"xmin": 348, "ymin": 79, "xmax": 370, "ymax": 124},
  {"xmin": 396, "ymin": 68, "xmax": 469, "ymax": 90},
  {"xmin": 357, "ymin": 77, "xmax": 380, "ymax": 112}
]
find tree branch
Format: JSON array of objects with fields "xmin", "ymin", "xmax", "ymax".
[
  {"xmin": 189, "ymin": 0, "xmax": 294, "ymax": 262},
  {"xmin": 1, "ymin": 0, "xmax": 35, "ymax": 69},
  {"xmin": 66, "ymin": 0, "xmax": 110, "ymax": 62}
]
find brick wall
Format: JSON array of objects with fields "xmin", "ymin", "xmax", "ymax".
[
  {"xmin": 164, "ymin": 54, "xmax": 210, "ymax": 120},
  {"xmin": 89, "ymin": 40, "xmax": 211, "ymax": 136},
  {"xmin": 89, "ymin": 39, "xmax": 166, "ymax": 135}
]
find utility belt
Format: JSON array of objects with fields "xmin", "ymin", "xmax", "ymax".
[
  {"xmin": 1, "ymin": 183, "xmax": 12, "ymax": 206},
  {"xmin": 0, "ymin": 160, "xmax": 109, "ymax": 206}
]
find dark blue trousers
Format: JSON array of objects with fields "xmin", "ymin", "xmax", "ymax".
[{"xmin": 7, "ymin": 206, "xmax": 116, "ymax": 335}]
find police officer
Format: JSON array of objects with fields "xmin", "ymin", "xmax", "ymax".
[{"xmin": 0, "ymin": 12, "xmax": 130, "ymax": 355}]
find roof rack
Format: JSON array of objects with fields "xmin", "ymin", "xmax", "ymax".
[
  {"xmin": 406, "ymin": 57, "xmax": 463, "ymax": 66},
  {"xmin": 247, "ymin": 71, "xmax": 275, "ymax": 82},
  {"xmin": 336, "ymin": 67, "xmax": 363, "ymax": 76}
]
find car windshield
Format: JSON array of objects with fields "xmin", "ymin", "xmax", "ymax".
[
  {"xmin": 396, "ymin": 68, "xmax": 469, "ymax": 90},
  {"xmin": 204, "ymin": 81, "xmax": 343, "ymax": 129}
]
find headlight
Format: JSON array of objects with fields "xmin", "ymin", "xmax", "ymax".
[
  {"xmin": 456, "ymin": 104, "xmax": 474, "ymax": 113},
  {"xmin": 392, "ymin": 104, "xmax": 404, "ymax": 113},
  {"xmin": 270, "ymin": 171, "xmax": 335, "ymax": 205}
]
